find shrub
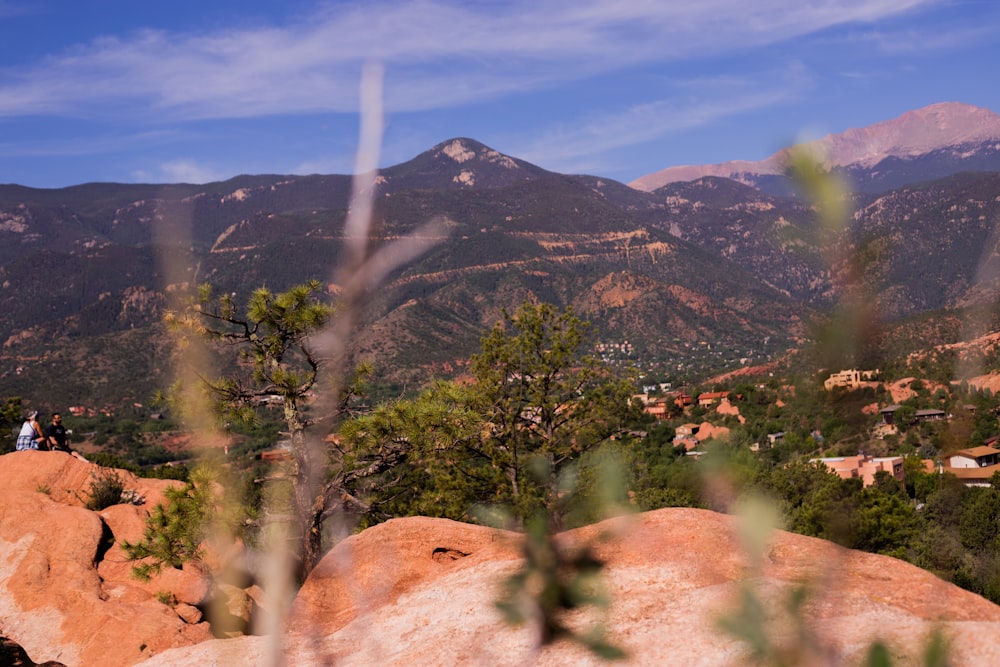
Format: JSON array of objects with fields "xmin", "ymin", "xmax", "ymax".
[
  {"xmin": 146, "ymin": 463, "xmax": 190, "ymax": 481},
  {"xmin": 122, "ymin": 467, "xmax": 215, "ymax": 581},
  {"xmin": 85, "ymin": 468, "xmax": 130, "ymax": 510},
  {"xmin": 155, "ymin": 591, "xmax": 177, "ymax": 606}
]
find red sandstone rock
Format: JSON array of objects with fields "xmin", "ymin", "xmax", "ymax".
[
  {"xmin": 289, "ymin": 516, "xmax": 522, "ymax": 633},
  {"xmin": 0, "ymin": 450, "xmax": 180, "ymax": 510},
  {"xmin": 7, "ymin": 450, "xmax": 1000, "ymax": 666},
  {"xmin": 97, "ymin": 504, "xmax": 212, "ymax": 607},
  {"xmin": 0, "ymin": 451, "xmax": 213, "ymax": 666},
  {"xmin": 135, "ymin": 510, "xmax": 1000, "ymax": 666},
  {"xmin": 173, "ymin": 603, "xmax": 203, "ymax": 625},
  {"xmin": 695, "ymin": 420, "xmax": 730, "ymax": 441}
]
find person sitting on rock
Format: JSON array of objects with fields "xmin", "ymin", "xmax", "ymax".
[
  {"xmin": 15, "ymin": 411, "xmax": 46, "ymax": 451},
  {"xmin": 45, "ymin": 412, "xmax": 86, "ymax": 461}
]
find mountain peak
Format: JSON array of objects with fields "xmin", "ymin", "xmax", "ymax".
[
  {"xmin": 631, "ymin": 102, "xmax": 1000, "ymax": 192},
  {"xmin": 806, "ymin": 101, "xmax": 1000, "ymax": 169},
  {"xmin": 429, "ymin": 138, "xmax": 521, "ymax": 170},
  {"xmin": 382, "ymin": 137, "xmax": 551, "ymax": 190}
]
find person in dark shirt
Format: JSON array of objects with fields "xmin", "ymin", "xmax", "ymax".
[
  {"xmin": 45, "ymin": 412, "xmax": 68, "ymax": 449},
  {"xmin": 46, "ymin": 412, "xmax": 85, "ymax": 460}
]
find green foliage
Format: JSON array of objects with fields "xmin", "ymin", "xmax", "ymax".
[
  {"xmin": 341, "ymin": 301, "xmax": 635, "ymax": 528},
  {"xmin": 0, "ymin": 396, "xmax": 22, "ymax": 451},
  {"xmin": 854, "ymin": 485, "xmax": 921, "ymax": 559},
  {"xmin": 84, "ymin": 468, "xmax": 131, "ymax": 511},
  {"xmin": 122, "ymin": 467, "xmax": 216, "ymax": 580},
  {"xmin": 226, "ymin": 417, "xmax": 283, "ymax": 458},
  {"xmin": 764, "ymin": 460, "xmax": 857, "ymax": 545},
  {"xmin": 626, "ymin": 435, "xmax": 702, "ymax": 511},
  {"xmin": 560, "ymin": 444, "xmax": 634, "ymax": 529},
  {"xmin": 894, "ymin": 405, "xmax": 916, "ymax": 430},
  {"xmin": 470, "ymin": 302, "xmax": 633, "ymax": 520},
  {"xmin": 904, "ymin": 456, "xmax": 939, "ymax": 502},
  {"xmin": 178, "ymin": 280, "xmax": 354, "ymax": 577},
  {"xmin": 185, "ymin": 279, "xmax": 333, "ymax": 431},
  {"xmin": 155, "ymin": 591, "xmax": 177, "ymax": 606},
  {"xmin": 341, "ymin": 380, "xmax": 495, "ymax": 522},
  {"xmin": 494, "ymin": 459, "xmax": 625, "ymax": 660},
  {"xmin": 87, "ymin": 452, "xmax": 142, "ymax": 474},
  {"xmin": 146, "ymin": 464, "xmax": 190, "ymax": 481},
  {"xmin": 959, "ymin": 486, "xmax": 1000, "ymax": 554}
]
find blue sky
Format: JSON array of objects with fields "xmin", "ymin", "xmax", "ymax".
[{"xmin": 1, "ymin": 0, "xmax": 998, "ymax": 188}]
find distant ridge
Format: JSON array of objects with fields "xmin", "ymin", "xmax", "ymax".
[
  {"xmin": 4, "ymin": 119, "xmax": 1000, "ymax": 407},
  {"xmin": 630, "ymin": 102, "xmax": 1000, "ymax": 192}
]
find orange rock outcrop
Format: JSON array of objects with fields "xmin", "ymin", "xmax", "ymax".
[
  {"xmin": 0, "ymin": 451, "xmax": 213, "ymax": 666},
  {"xmin": 139, "ymin": 511, "xmax": 1000, "ymax": 666},
  {"xmin": 7, "ymin": 450, "xmax": 1000, "ymax": 666}
]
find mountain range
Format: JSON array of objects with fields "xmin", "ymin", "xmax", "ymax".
[
  {"xmin": 630, "ymin": 102, "xmax": 1000, "ymax": 195},
  {"xmin": 2, "ymin": 102, "xmax": 1000, "ymax": 409}
]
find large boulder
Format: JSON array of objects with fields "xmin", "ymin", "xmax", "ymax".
[
  {"xmin": 290, "ymin": 516, "xmax": 522, "ymax": 632},
  {"xmin": 0, "ymin": 450, "xmax": 179, "ymax": 510},
  {"xmin": 135, "ymin": 509, "xmax": 1000, "ymax": 666},
  {"xmin": 0, "ymin": 451, "xmax": 213, "ymax": 666}
]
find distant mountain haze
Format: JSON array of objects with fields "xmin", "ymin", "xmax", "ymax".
[{"xmin": 629, "ymin": 102, "xmax": 1000, "ymax": 193}]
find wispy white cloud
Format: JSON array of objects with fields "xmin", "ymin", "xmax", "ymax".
[
  {"xmin": 846, "ymin": 22, "xmax": 998, "ymax": 55},
  {"xmin": 0, "ymin": 0, "xmax": 944, "ymax": 121},
  {"xmin": 134, "ymin": 159, "xmax": 226, "ymax": 184},
  {"xmin": 0, "ymin": 0, "xmax": 35, "ymax": 19},
  {"xmin": 512, "ymin": 62, "xmax": 811, "ymax": 172}
]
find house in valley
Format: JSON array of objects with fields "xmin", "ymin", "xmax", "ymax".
[
  {"xmin": 810, "ymin": 455, "xmax": 905, "ymax": 487},
  {"xmin": 823, "ymin": 369, "xmax": 879, "ymax": 391}
]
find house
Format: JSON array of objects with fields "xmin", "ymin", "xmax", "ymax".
[
  {"xmin": 949, "ymin": 446, "xmax": 1000, "ymax": 469},
  {"xmin": 879, "ymin": 405, "xmax": 901, "ymax": 425},
  {"xmin": 879, "ymin": 406, "xmax": 948, "ymax": 427},
  {"xmin": 914, "ymin": 409, "xmax": 947, "ymax": 422},
  {"xmin": 641, "ymin": 398, "xmax": 669, "ymax": 420},
  {"xmin": 609, "ymin": 429, "xmax": 647, "ymax": 441},
  {"xmin": 823, "ymin": 369, "xmax": 879, "ymax": 391},
  {"xmin": 673, "ymin": 422, "xmax": 701, "ymax": 451},
  {"xmin": 946, "ymin": 464, "xmax": 1000, "ymax": 487},
  {"xmin": 810, "ymin": 455, "xmax": 905, "ymax": 487},
  {"xmin": 936, "ymin": 445, "xmax": 1000, "ymax": 486},
  {"xmin": 697, "ymin": 391, "xmax": 728, "ymax": 407}
]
